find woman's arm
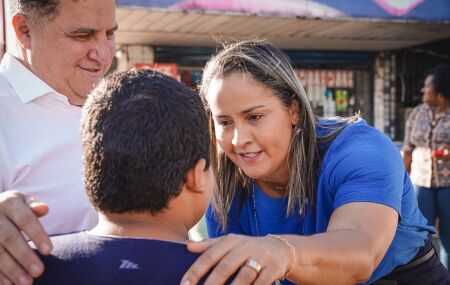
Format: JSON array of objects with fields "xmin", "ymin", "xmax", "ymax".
[
  {"xmin": 181, "ymin": 201, "xmax": 397, "ymax": 285},
  {"xmin": 287, "ymin": 202, "xmax": 397, "ymax": 285}
]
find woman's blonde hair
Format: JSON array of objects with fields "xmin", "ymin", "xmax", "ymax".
[{"xmin": 200, "ymin": 39, "xmax": 354, "ymax": 228}]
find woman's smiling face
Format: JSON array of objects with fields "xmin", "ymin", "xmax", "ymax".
[{"xmin": 207, "ymin": 72, "xmax": 299, "ymax": 185}]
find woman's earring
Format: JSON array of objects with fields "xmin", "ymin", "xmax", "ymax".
[{"xmin": 293, "ymin": 124, "xmax": 301, "ymax": 135}]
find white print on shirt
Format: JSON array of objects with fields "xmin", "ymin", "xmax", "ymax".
[{"xmin": 119, "ymin": 259, "xmax": 140, "ymax": 270}]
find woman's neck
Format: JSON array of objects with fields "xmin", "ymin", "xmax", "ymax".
[{"xmin": 255, "ymin": 179, "xmax": 288, "ymax": 198}]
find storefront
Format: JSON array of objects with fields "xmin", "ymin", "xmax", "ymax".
[
  {"xmin": 151, "ymin": 46, "xmax": 375, "ymax": 123},
  {"xmin": 113, "ymin": 0, "xmax": 450, "ymax": 139},
  {"xmin": 392, "ymin": 38, "xmax": 450, "ymax": 140}
]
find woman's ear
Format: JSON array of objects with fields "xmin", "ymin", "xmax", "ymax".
[{"xmin": 289, "ymin": 100, "xmax": 300, "ymax": 126}]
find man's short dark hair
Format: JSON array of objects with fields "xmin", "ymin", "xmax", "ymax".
[
  {"xmin": 81, "ymin": 69, "xmax": 211, "ymax": 215},
  {"xmin": 426, "ymin": 64, "xmax": 450, "ymax": 100},
  {"xmin": 10, "ymin": 0, "xmax": 63, "ymax": 25}
]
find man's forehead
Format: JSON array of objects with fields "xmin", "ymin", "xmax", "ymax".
[
  {"xmin": 58, "ymin": 0, "xmax": 116, "ymax": 11},
  {"xmin": 56, "ymin": 0, "xmax": 116, "ymax": 23}
]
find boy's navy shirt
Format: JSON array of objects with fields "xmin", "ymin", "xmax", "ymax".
[{"xmin": 32, "ymin": 232, "xmax": 211, "ymax": 285}]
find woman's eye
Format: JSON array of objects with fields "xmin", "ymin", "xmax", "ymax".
[
  {"xmin": 218, "ymin": 120, "xmax": 231, "ymax": 127},
  {"xmin": 248, "ymin": 114, "xmax": 262, "ymax": 121}
]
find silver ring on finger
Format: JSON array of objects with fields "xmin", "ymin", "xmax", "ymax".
[{"xmin": 245, "ymin": 259, "xmax": 262, "ymax": 274}]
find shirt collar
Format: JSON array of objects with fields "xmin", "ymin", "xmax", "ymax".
[{"xmin": 0, "ymin": 53, "xmax": 57, "ymax": 104}]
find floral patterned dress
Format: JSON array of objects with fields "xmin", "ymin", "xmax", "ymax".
[{"xmin": 403, "ymin": 103, "xmax": 450, "ymax": 188}]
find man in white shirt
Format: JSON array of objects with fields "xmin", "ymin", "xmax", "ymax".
[{"xmin": 0, "ymin": 0, "xmax": 117, "ymax": 284}]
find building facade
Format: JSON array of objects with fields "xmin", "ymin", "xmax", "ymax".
[
  {"xmin": 1, "ymin": 0, "xmax": 449, "ymax": 140},
  {"xmin": 112, "ymin": 0, "xmax": 450, "ymax": 140}
]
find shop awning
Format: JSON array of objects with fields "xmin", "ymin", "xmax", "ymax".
[{"xmin": 115, "ymin": 7, "xmax": 450, "ymax": 51}]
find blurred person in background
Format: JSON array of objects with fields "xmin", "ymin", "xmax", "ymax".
[
  {"xmin": 0, "ymin": 0, "xmax": 116, "ymax": 284},
  {"xmin": 403, "ymin": 64, "xmax": 450, "ymax": 269}
]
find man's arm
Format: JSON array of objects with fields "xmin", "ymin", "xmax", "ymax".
[{"xmin": 0, "ymin": 191, "xmax": 52, "ymax": 285}]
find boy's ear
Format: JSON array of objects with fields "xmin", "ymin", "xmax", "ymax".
[
  {"xmin": 185, "ymin": 159, "xmax": 208, "ymax": 194},
  {"xmin": 12, "ymin": 13, "xmax": 32, "ymax": 50}
]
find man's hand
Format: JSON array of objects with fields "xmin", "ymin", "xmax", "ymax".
[{"xmin": 0, "ymin": 191, "xmax": 52, "ymax": 285}]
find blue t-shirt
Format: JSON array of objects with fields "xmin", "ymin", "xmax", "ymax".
[
  {"xmin": 206, "ymin": 119, "xmax": 435, "ymax": 284},
  {"xmin": 33, "ymin": 232, "xmax": 210, "ymax": 285}
]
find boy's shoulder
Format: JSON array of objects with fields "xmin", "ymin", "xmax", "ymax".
[
  {"xmin": 32, "ymin": 231, "xmax": 197, "ymax": 260},
  {"xmin": 32, "ymin": 232, "xmax": 206, "ymax": 284}
]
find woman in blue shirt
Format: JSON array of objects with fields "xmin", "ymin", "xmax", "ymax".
[{"xmin": 180, "ymin": 40, "xmax": 448, "ymax": 285}]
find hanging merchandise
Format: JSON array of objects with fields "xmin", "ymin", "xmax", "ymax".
[
  {"xmin": 192, "ymin": 71, "xmax": 202, "ymax": 85},
  {"xmin": 295, "ymin": 69, "xmax": 354, "ymax": 117},
  {"xmin": 336, "ymin": 89, "xmax": 349, "ymax": 113},
  {"xmin": 323, "ymin": 89, "xmax": 336, "ymax": 117},
  {"xmin": 177, "ymin": 68, "xmax": 203, "ymax": 88}
]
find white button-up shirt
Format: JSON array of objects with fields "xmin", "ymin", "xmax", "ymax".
[{"xmin": 0, "ymin": 54, "xmax": 97, "ymax": 235}]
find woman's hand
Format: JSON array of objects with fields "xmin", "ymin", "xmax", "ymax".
[{"xmin": 181, "ymin": 234, "xmax": 292, "ymax": 285}]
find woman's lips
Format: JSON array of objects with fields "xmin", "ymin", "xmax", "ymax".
[{"xmin": 238, "ymin": 151, "xmax": 262, "ymax": 163}]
